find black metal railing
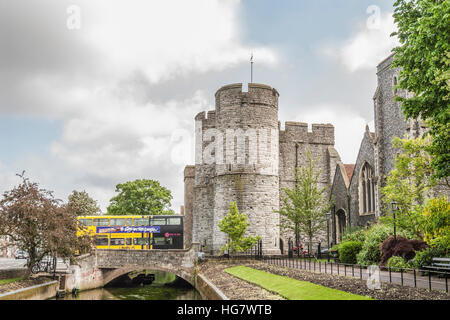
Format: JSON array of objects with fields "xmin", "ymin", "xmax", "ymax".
[
  {"xmin": 202, "ymin": 240, "xmax": 449, "ymax": 294},
  {"xmin": 205, "ymin": 239, "xmax": 263, "ymax": 260},
  {"xmin": 260, "ymin": 255, "xmax": 449, "ymax": 294}
]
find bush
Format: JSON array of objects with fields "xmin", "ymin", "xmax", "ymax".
[
  {"xmin": 386, "ymin": 256, "xmax": 410, "ymax": 272},
  {"xmin": 412, "ymin": 246, "xmax": 449, "ymax": 270},
  {"xmin": 356, "ymin": 223, "xmax": 413, "ymax": 266},
  {"xmin": 342, "ymin": 226, "xmax": 366, "ymax": 243},
  {"xmin": 338, "ymin": 241, "xmax": 363, "ymax": 264},
  {"xmin": 422, "ymin": 197, "xmax": 450, "ymax": 250},
  {"xmin": 379, "ymin": 236, "xmax": 428, "ymax": 265}
]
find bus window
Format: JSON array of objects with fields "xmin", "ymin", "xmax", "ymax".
[
  {"xmin": 126, "ymin": 238, "xmax": 132, "ymax": 245},
  {"xmin": 79, "ymin": 219, "xmax": 93, "ymax": 226},
  {"xmin": 110, "ymin": 218, "xmax": 126, "ymax": 226},
  {"xmin": 133, "ymin": 218, "xmax": 148, "ymax": 226},
  {"xmin": 124, "ymin": 218, "xmax": 131, "ymax": 226},
  {"xmin": 110, "ymin": 238, "xmax": 125, "ymax": 246},
  {"xmin": 93, "ymin": 218, "xmax": 109, "ymax": 226},
  {"xmin": 167, "ymin": 218, "xmax": 181, "ymax": 225},
  {"xmin": 150, "ymin": 218, "xmax": 166, "ymax": 226},
  {"xmin": 153, "ymin": 237, "xmax": 170, "ymax": 245},
  {"xmin": 133, "ymin": 238, "xmax": 150, "ymax": 245},
  {"xmin": 94, "ymin": 236, "xmax": 108, "ymax": 246}
]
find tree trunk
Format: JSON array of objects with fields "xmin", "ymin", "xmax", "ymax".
[{"xmin": 309, "ymin": 235, "xmax": 313, "ymax": 257}]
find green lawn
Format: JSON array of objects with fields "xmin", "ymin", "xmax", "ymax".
[
  {"xmin": 225, "ymin": 266, "xmax": 373, "ymax": 300},
  {"xmin": 0, "ymin": 277, "xmax": 24, "ymax": 286}
]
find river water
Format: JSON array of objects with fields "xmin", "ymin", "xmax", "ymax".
[{"xmin": 53, "ymin": 270, "xmax": 202, "ymax": 300}]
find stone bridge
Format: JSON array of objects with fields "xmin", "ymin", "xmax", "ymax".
[{"xmin": 63, "ymin": 243, "xmax": 200, "ymax": 292}]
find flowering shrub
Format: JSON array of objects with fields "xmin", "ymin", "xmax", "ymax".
[{"xmin": 421, "ymin": 197, "xmax": 450, "ymax": 250}]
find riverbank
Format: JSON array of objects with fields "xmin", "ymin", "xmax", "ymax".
[
  {"xmin": 0, "ymin": 276, "xmax": 52, "ymax": 295},
  {"xmin": 198, "ymin": 260, "xmax": 450, "ymax": 300}
]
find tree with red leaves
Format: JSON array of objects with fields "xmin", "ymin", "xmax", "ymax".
[
  {"xmin": 0, "ymin": 172, "xmax": 91, "ymax": 277},
  {"xmin": 380, "ymin": 235, "xmax": 428, "ymax": 266}
]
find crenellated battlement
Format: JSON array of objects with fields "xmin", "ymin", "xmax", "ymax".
[
  {"xmin": 195, "ymin": 110, "xmax": 216, "ymax": 129},
  {"xmin": 188, "ymin": 82, "xmax": 338, "ymax": 256},
  {"xmin": 281, "ymin": 122, "xmax": 334, "ymax": 145},
  {"xmin": 215, "ymin": 83, "xmax": 279, "ymax": 112}
]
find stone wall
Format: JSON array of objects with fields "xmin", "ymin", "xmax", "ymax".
[
  {"xmin": 184, "ymin": 165, "xmax": 195, "ymax": 248},
  {"xmin": 189, "ymin": 83, "xmax": 341, "ymax": 255},
  {"xmin": 330, "ymin": 162, "xmax": 350, "ymax": 244},
  {"xmin": 193, "ymin": 83, "xmax": 281, "ymax": 255},
  {"xmin": 278, "ymin": 122, "xmax": 338, "ymax": 252},
  {"xmin": 348, "ymin": 128, "xmax": 377, "ymax": 228},
  {"xmin": 195, "ymin": 273, "xmax": 229, "ymax": 300},
  {"xmin": 374, "ymin": 54, "xmax": 409, "ymax": 216}
]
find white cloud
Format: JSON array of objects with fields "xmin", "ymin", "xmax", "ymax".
[
  {"xmin": 292, "ymin": 107, "xmax": 373, "ymax": 164},
  {"xmin": 322, "ymin": 12, "xmax": 399, "ymax": 72},
  {"xmin": 84, "ymin": 0, "xmax": 277, "ymax": 83},
  {"xmin": 0, "ymin": 0, "xmax": 278, "ymax": 212}
]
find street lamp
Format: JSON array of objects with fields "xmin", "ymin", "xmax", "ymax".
[
  {"xmin": 325, "ymin": 212, "xmax": 331, "ymax": 262},
  {"xmin": 391, "ymin": 201, "xmax": 398, "ymax": 241}
]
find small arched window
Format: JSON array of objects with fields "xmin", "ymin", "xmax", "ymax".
[
  {"xmin": 359, "ymin": 162, "xmax": 375, "ymax": 214},
  {"xmin": 393, "ymin": 76, "xmax": 398, "ymax": 95}
]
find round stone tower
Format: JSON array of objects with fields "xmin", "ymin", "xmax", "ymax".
[{"xmin": 211, "ymin": 83, "xmax": 280, "ymax": 255}]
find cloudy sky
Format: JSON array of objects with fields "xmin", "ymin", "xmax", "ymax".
[{"xmin": 0, "ymin": 0, "xmax": 399, "ymax": 212}]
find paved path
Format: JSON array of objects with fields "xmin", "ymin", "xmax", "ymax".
[
  {"xmin": 0, "ymin": 258, "xmax": 26, "ymax": 270},
  {"xmin": 0, "ymin": 257, "xmax": 70, "ymax": 272},
  {"xmin": 264, "ymin": 258, "xmax": 449, "ymax": 293}
]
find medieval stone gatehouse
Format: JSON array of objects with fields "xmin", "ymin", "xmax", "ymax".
[
  {"xmin": 183, "ymin": 83, "xmax": 340, "ymax": 255},
  {"xmin": 183, "ymin": 54, "xmax": 448, "ymax": 254}
]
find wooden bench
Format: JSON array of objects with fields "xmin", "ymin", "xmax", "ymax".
[{"xmin": 424, "ymin": 257, "xmax": 450, "ymax": 275}]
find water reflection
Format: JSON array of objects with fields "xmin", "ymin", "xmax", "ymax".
[{"xmin": 54, "ymin": 270, "xmax": 201, "ymax": 300}]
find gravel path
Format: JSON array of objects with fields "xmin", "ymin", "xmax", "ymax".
[{"xmin": 198, "ymin": 260, "xmax": 284, "ymax": 300}]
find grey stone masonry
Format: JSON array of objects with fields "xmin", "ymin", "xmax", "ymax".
[
  {"xmin": 184, "ymin": 166, "xmax": 195, "ymax": 248},
  {"xmin": 374, "ymin": 54, "xmax": 409, "ymax": 217},
  {"xmin": 186, "ymin": 83, "xmax": 339, "ymax": 255},
  {"xmin": 66, "ymin": 244, "xmax": 200, "ymax": 291}
]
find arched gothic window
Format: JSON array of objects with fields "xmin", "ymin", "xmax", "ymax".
[
  {"xmin": 393, "ymin": 76, "xmax": 398, "ymax": 96},
  {"xmin": 359, "ymin": 162, "xmax": 375, "ymax": 214}
]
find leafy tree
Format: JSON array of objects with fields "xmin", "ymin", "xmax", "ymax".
[
  {"xmin": 68, "ymin": 190, "xmax": 101, "ymax": 216},
  {"xmin": 391, "ymin": 0, "xmax": 450, "ymax": 182},
  {"xmin": 107, "ymin": 179, "xmax": 174, "ymax": 216},
  {"xmin": 277, "ymin": 149, "xmax": 333, "ymax": 254},
  {"xmin": 381, "ymin": 136, "xmax": 435, "ymax": 238},
  {"xmin": 0, "ymin": 173, "xmax": 91, "ymax": 277},
  {"xmin": 218, "ymin": 202, "xmax": 260, "ymax": 255}
]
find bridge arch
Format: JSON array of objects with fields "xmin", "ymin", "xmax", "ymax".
[
  {"xmin": 101, "ymin": 264, "xmax": 194, "ymax": 286},
  {"xmin": 65, "ymin": 243, "xmax": 200, "ymax": 292}
]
